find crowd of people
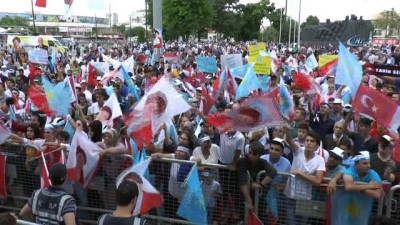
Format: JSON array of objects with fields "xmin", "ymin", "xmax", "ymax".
[{"xmin": 0, "ymin": 33, "xmax": 399, "ymax": 225}]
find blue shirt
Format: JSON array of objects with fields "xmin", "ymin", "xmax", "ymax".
[
  {"xmin": 328, "ymin": 164, "xmax": 346, "ymax": 178},
  {"xmin": 260, "ymin": 155, "xmax": 291, "ymax": 183},
  {"xmin": 343, "ymin": 165, "xmax": 381, "ymax": 182}
]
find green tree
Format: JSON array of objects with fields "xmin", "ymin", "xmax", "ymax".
[
  {"xmin": 210, "ymin": 0, "xmax": 241, "ymax": 40},
  {"xmin": 163, "ymin": 0, "xmax": 214, "ymax": 41},
  {"xmin": 259, "ymin": 26, "xmax": 278, "ymax": 42},
  {"xmin": 126, "ymin": 26, "xmax": 147, "ymax": 42},
  {"xmin": 301, "ymin": 15, "xmax": 319, "ymax": 29},
  {"xmin": 236, "ymin": 0, "xmax": 275, "ymax": 41},
  {"xmin": 113, "ymin": 24, "xmax": 126, "ymax": 35},
  {"xmin": 268, "ymin": 8, "xmax": 298, "ymax": 43},
  {"xmin": 0, "ymin": 16, "xmax": 29, "ymax": 26},
  {"xmin": 374, "ymin": 8, "xmax": 400, "ymax": 37}
]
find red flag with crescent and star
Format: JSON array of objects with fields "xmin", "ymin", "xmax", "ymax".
[{"xmin": 353, "ymin": 85, "xmax": 400, "ymax": 131}]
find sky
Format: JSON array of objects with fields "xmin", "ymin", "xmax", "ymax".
[{"xmin": 1, "ymin": 0, "xmax": 399, "ymax": 24}]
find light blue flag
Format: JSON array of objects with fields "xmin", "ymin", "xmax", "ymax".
[
  {"xmin": 258, "ymin": 75, "xmax": 271, "ymax": 92},
  {"xmin": 335, "ymin": 42, "xmax": 362, "ymax": 98},
  {"xmin": 282, "ymin": 63, "xmax": 291, "ymax": 75},
  {"xmin": 169, "ymin": 122, "xmax": 179, "ymax": 145},
  {"xmin": 305, "ymin": 53, "xmax": 318, "ymax": 71},
  {"xmin": 230, "ymin": 64, "xmax": 253, "ymax": 79},
  {"xmin": 235, "ymin": 64, "xmax": 261, "ymax": 100},
  {"xmin": 63, "ymin": 120, "xmax": 75, "ymax": 143},
  {"xmin": 331, "ymin": 188, "xmax": 374, "ymax": 225},
  {"xmin": 279, "ymin": 79, "xmax": 294, "ymax": 119},
  {"xmin": 177, "ymin": 166, "xmax": 207, "ymax": 225},
  {"xmin": 121, "ymin": 66, "xmax": 140, "ymax": 100},
  {"xmin": 42, "ymin": 76, "xmax": 73, "ymax": 116},
  {"xmin": 195, "ymin": 56, "xmax": 218, "ymax": 73}
]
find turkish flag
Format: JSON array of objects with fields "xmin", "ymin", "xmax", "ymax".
[
  {"xmin": 88, "ymin": 63, "xmax": 99, "ymax": 87},
  {"xmin": 353, "ymin": 85, "xmax": 400, "ymax": 130},
  {"xmin": 247, "ymin": 209, "xmax": 263, "ymax": 225},
  {"xmin": 35, "ymin": 0, "xmax": 46, "ymax": 7},
  {"xmin": 200, "ymin": 87, "xmax": 214, "ymax": 115},
  {"xmin": 28, "ymin": 85, "xmax": 53, "ymax": 116}
]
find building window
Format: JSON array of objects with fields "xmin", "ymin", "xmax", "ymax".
[{"xmin": 374, "ymin": 29, "xmax": 383, "ymax": 37}]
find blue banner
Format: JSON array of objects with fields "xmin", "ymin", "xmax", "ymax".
[{"xmin": 195, "ymin": 56, "xmax": 218, "ymax": 73}]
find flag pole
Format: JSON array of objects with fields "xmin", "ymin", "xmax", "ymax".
[
  {"xmin": 297, "ymin": 0, "xmax": 302, "ymax": 48},
  {"xmin": 30, "ymin": 0, "xmax": 37, "ymax": 34}
]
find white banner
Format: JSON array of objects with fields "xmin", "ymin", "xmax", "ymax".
[
  {"xmin": 28, "ymin": 48, "xmax": 49, "ymax": 65},
  {"xmin": 221, "ymin": 54, "xmax": 243, "ymax": 69}
]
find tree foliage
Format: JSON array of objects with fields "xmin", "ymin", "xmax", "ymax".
[
  {"xmin": 374, "ymin": 8, "xmax": 400, "ymax": 36},
  {"xmin": 163, "ymin": 0, "xmax": 214, "ymax": 41},
  {"xmin": 301, "ymin": 15, "xmax": 319, "ymax": 29},
  {"xmin": 126, "ymin": 26, "xmax": 147, "ymax": 42},
  {"xmin": 268, "ymin": 8, "xmax": 299, "ymax": 43},
  {"xmin": 0, "ymin": 16, "xmax": 29, "ymax": 27}
]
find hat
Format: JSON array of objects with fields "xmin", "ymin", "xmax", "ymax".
[
  {"xmin": 352, "ymin": 151, "xmax": 370, "ymax": 162},
  {"xmin": 196, "ymin": 87, "xmax": 202, "ymax": 92},
  {"xmin": 49, "ymin": 163, "xmax": 67, "ymax": 185},
  {"xmin": 330, "ymin": 147, "xmax": 344, "ymax": 159},
  {"xmin": 96, "ymin": 76, "xmax": 102, "ymax": 81},
  {"xmin": 381, "ymin": 135, "xmax": 394, "ymax": 146},
  {"xmin": 344, "ymin": 104, "xmax": 352, "ymax": 108},
  {"xmin": 270, "ymin": 137, "xmax": 285, "ymax": 149},
  {"xmin": 80, "ymin": 80, "xmax": 87, "ymax": 84},
  {"xmin": 327, "ymin": 74, "xmax": 335, "ymax": 78},
  {"xmin": 333, "ymin": 98, "xmax": 343, "ymax": 105},
  {"xmin": 75, "ymin": 83, "xmax": 81, "ymax": 88},
  {"xmin": 1, "ymin": 65, "xmax": 6, "ymax": 69},
  {"xmin": 44, "ymin": 124, "xmax": 55, "ymax": 131}
]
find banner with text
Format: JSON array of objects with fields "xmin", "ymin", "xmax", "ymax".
[
  {"xmin": 249, "ymin": 42, "xmax": 266, "ymax": 57},
  {"xmin": 221, "ymin": 54, "xmax": 243, "ymax": 69},
  {"xmin": 28, "ymin": 49, "xmax": 49, "ymax": 65},
  {"xmin": 195, "ymin": 56, "xmax": 218, "ymax": 73},
  {"xmin": 248, "ymin": 56, "xmax": 272, "ymax": 75},
  {"xmin": 373, "ymin": 64, "xmax": 400, "ymax": 77}
]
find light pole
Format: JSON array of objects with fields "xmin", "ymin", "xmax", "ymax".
[
  {"xmin": 297, "ymin": 0, "xmax": 302, "ymax": 48},
  {"xmin": 279, "ymin": 7, "xmax": 283, "ymax": 43},
  {"xmin": 129, "ymin": 15, "xmax": 132, "ymax": 46}
]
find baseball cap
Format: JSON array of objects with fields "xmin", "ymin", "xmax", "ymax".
[
  {"xmin": 49, "ymin": 163, "xmax": 67, "ymax": 185},
  {"xmin": 381, "ymin": 135, "xmax": 394, "ymax": 146},
  {"xmin": 330, "ymin": 147, "xmax": 344, "ymax": 159},
  {"xmin": 270, "ymin": 137, "xmax": 285, "ymax": 149},
  {"xmin": 352, "ymin": 151, "xmax": 370, "ymax": 162}
]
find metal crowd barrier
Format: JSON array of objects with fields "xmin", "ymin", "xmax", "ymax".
[
  {"xmin": 0, "ymin": 142, "xmax": 397, "ymax": 224},
  {"xmin": 16, "ymin": 220, "xmax": 40, "ymax": 225},
  {"xmin": 386, "ymin": 185, "xmax": 400, "ymax": 221}
]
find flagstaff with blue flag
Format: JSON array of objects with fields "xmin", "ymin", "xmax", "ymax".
[
  {"xmin": 177, "ymin": 165, "xmax": 207, "ymax": 225},
  {"xmin": 335, "ymin": 42, "xmax": 363, "ymax": 98},
  {"xmin": 279, "ymin": 78, "xmax": 294, "ymax": 119},
  {"xmin": 42, "ymin": 76, "xmax": 74, "ymax": 116},
  {"xmin": 121, "ymin": 66, "xmax": 140, "ymax": 100},
  {"xmin": 235, "ymin": 64, "xmax": 261, "ymax": 100},
  {"xmin": 331, "ymin": 188, "xmax": 374, "ymax": 225},
  {"xmin": 305, "ymin": 53, "xmax": 319, "ymax": 71}
]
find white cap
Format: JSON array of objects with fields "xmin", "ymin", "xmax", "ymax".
[
  {"xmin": 330, "ymin": 147, "xmax": 344, "ymax": 159},
  {"xmin": 333, "ymin": 98, "xmax": 343, "ymax": 105},
  {"xmin": 382, "ymin": 135, "xmax": 394, "ymax": 145},
  {"xmin": 353, "ymin": 151, "xmax": 370, "ymax": 162},
  {"xmin": 271, "ymin": 137, "xmax": 285, "ymax": 149}
]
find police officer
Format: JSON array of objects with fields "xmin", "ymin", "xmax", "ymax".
[{"xmin": 19, "ymin": 163, "xmax": 77, "ymax": 225}]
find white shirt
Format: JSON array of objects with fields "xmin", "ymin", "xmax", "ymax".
[
  {"xmin": 192, "ymin": 144, "xmax": 220, "ymax": 164},
  {"xmin": 219, "ymin": 131, "xmax": 245, "ymax": 164}
]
